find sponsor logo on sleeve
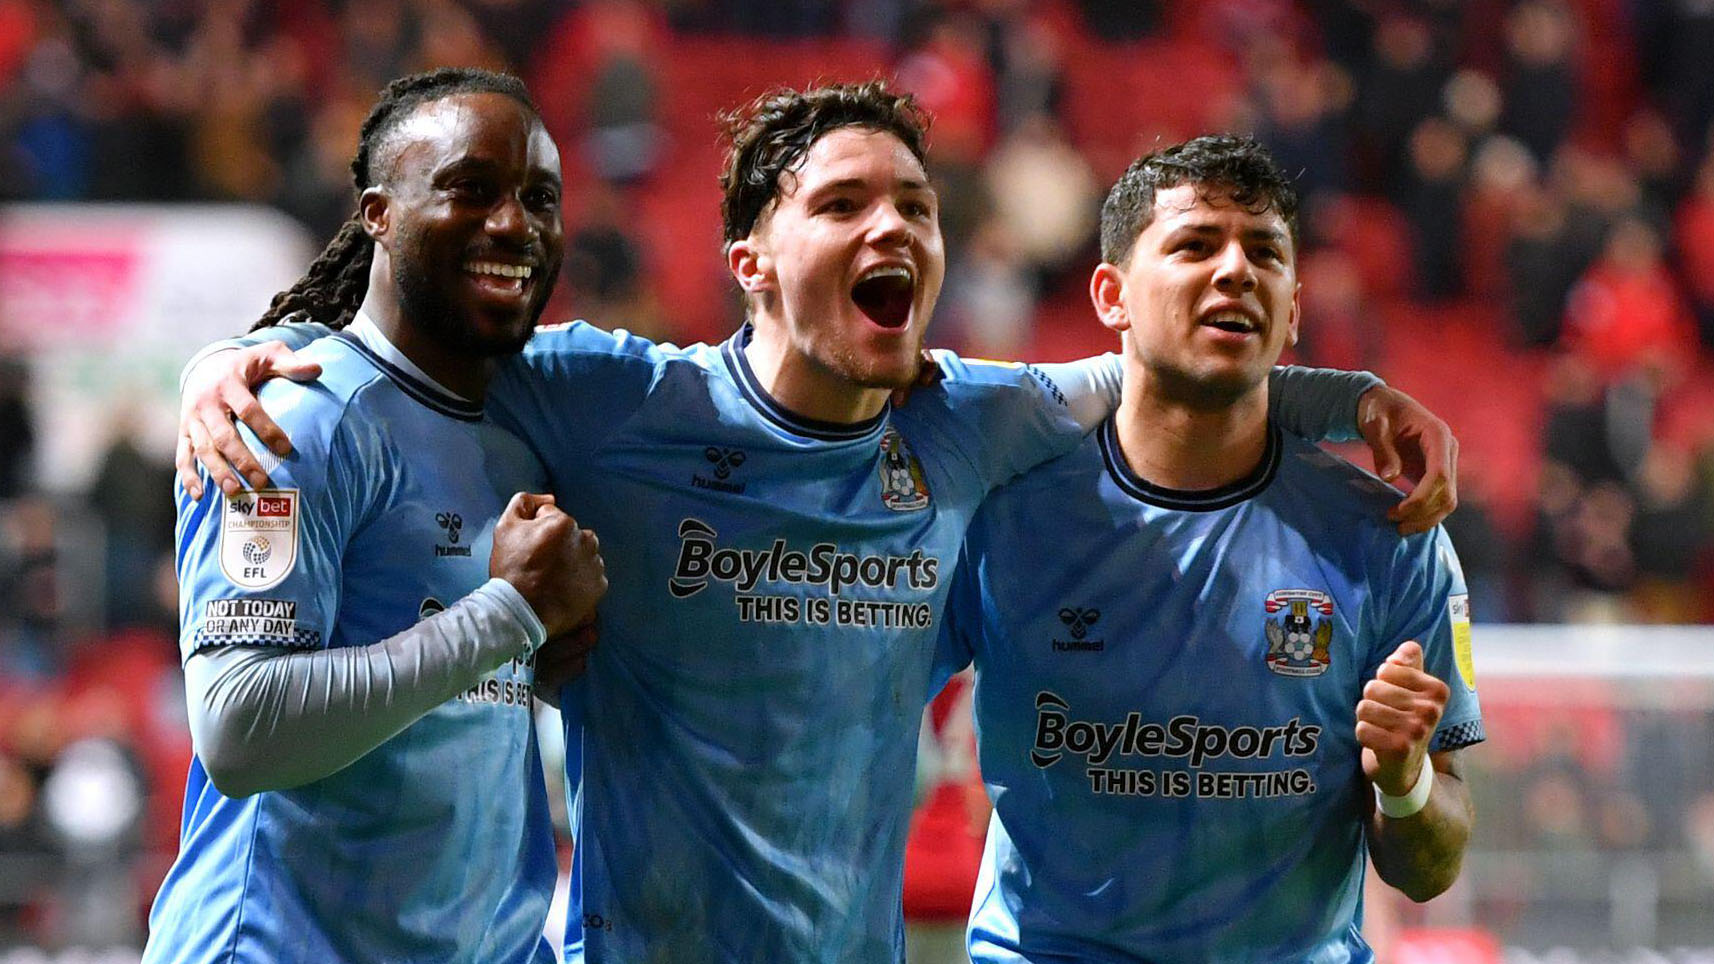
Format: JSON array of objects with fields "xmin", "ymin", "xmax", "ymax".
[
  {"xmin": 220, "ymin": 490, "xmax": 299, "ymax": 590},
  {"xmin": 1449, "ymin": 593, "xmax": 1476, "ymax": 689}
]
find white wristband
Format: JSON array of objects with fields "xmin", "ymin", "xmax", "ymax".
[{"xmin": 1375, "ymin": 755, "xmax": 1434, "ymax": 818}]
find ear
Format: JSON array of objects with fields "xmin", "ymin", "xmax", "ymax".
[
  {"xmin": 359, "ymin": 187, "xmax": 390, "ymax": 244},
  {"xmin": 727, "ymin": 237, "xmax": 775, "ymax": 295},
  {"xmin": 1090, "ymin": 262, "xmax": 1130, "ymax": 334},
  {"xmin": 1287, "ymin": 281, "xmax": 1302, "ymax": 347}
]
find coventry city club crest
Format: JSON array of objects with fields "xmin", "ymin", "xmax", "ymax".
[
  {"xmin": 1263, "ymin": 589, "xmax": 1334, "ymax": 677},
  {"xmin": 877, "ymin": 426, "xmax": 931, "ymax": 512}
]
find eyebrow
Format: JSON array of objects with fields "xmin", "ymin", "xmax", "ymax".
[
  {"xmin": 434, "ymin": 156, "xmax": 562, "ymax": 188},
  {"xmin": 1171, "ymin": 223, "xmax": 1287, "ymax": 244},
  {"xmin": 811, "ymin": 176, "xmax": 935, "ymax": 195}
]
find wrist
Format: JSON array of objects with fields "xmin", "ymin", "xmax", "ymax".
[{"xmin": 1375, "ymin": 754, "xmax": 1434, "ymax": 818}]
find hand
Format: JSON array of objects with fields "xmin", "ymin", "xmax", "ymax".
[
  {"xmin": 889, "ymin": 349, "xmax": 943, "ymax": 408},
  {"xmin": 1357, "ymin": 641, "xmax": 1449, "ymax": 798},
  {"xmin": 1356, "ymin": 385, "xmax": 1459, "ymax": 535},
  {"xmin": 176, "ymin": 344, "xmax": 322, "ymax": 499},
  {"xmin": 491, "ymin": 492, "xmax": 608, "ymax": 638},
  {"xmin": 533, "ymin": 621, "xmax": 599, "ymax": 706}
]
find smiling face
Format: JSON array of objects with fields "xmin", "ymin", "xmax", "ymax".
[
  {"xmin": 1092, "ymin": 183, "xmax": 1299, "ymax": 408},
  {"xmin": 364, "ymin": 91, "xmax": 564, "ymax": 359},
  {"xmin": 730, "ymin": 127, "xmax": 946, "ymax": 403}
]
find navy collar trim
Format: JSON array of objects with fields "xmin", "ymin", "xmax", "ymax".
[
  {"xmin": 334, "ymin": 331, "xmax": 485, "ymax": 422},
  {"xmin": 1099, "ymin": 416, "xmax": 1281, "ymax": 510},
  {"xmin": 721, "ymin": 325, "xmax": 888, "ymax": 442}
]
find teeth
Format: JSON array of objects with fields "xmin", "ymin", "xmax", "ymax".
[
  {"xmin": 466, "ymin": 262, "xmax": 533, "ymax": 280},
  {"xmin": 858, "ymin": 265, "xmax": 913, "ymax": 285},
  {"xmin": 1206, "ymin": 311, "xmax": 1255, "ymax": 331}
]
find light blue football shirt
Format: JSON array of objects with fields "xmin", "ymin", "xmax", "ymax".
[
  {"xmin": 938, "ymin": 419, "xmax": 1485, "ymax": 964},
  {"xmin": 147, "ymin": 320, "xmax": 558, "ymax": 964},
  {"xmin": 488, "ymin": 322, "xmax": 1090, "ymax": 963}
]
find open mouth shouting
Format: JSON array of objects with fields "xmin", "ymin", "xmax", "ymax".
[{"xmin": 851, "ymin": 263, "xmax": 915, "ymax": 330}]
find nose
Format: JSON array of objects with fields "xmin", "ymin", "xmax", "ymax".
[
  {"xmin": 867, "ymin": 202, "xmax": 911, "ymax": 247},
  {"xmin": 1212, "ymin": 240, "xmax": 1256, "ymax": 293},
  {"xmin": 487, "ymin": 193, "xmax": 536, "ymax": 244}
]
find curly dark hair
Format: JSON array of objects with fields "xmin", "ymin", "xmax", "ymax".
[
  {"xmin": 717, "ymin": 80, "xmax": 931, "ymax": 246},
  {"xmin": 252, "ymin": 68, "xmax": 539, "ymax": 331},
  {"xmin": 1098, "ymin": 135, "xmax": 1300, "ymax": 267}
]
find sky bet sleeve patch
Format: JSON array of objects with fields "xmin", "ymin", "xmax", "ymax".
[
  {"xmin": 1449, "ymin": 593, "xmax": 1475, "ymax": 690},
  {"xmin": 220, "ymin": 489, "xmax": 299, "ymax": 590}
]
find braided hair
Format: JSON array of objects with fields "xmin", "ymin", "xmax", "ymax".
[{"xmin": 253, "ymin": 68, "xmax": 539, "ymax": 331}]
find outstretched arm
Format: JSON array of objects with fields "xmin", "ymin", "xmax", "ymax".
[{"xmin": 1036, "ymin": 355, "xmax": 1458, "ymax": 533}]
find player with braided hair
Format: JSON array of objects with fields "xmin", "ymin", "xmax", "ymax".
[
  {"xmin": 144, "ymin": 67, "xmax": 606, "ymax": 963},
  {"xmin": 254, "ymin": 69, "xmax": 541, "ymax": 333}
]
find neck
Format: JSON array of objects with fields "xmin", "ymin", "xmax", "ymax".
[
  {"xmin": 742, "ymin": 317, "xmax": 890, "ymax": 424},
  {"xmin": 1112, "ymin": 357, "xmax": 1271, "ymax": 492},
  {"xmin": 359, "ymin": 258, "xmax": 494, "ymax": 401}
]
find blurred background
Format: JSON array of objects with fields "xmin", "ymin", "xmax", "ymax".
[{"xmin": 2, "ymin": 0, "xmax": 1714, "ymax": 960}]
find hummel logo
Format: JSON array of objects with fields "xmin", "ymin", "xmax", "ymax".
[
  {"xmin": 704, "ymin": 447, "xmax": 747, "ymax": 480},
  {"xmin": 1057, "ymin": 607, "xmax": 1100, "ymax": 640},
  {"xmin": 435, "ymin": 512, "xmax": 463, "ymax": 544}
]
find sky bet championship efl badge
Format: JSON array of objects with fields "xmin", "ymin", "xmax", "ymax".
[{"xmin": 220, "ymin": 489, "xmax": 299, "ymax": 590}]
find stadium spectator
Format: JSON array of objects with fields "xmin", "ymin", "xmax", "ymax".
[
  {"xmin": 1561, "ymin": 216, "xmax": 1698, "ymax": 382},
  {"xmin": 1401, "ymin": 116, "xmax": 1469, "ymax": 302},
  {"xmin": 1498, "ymin": 0, "xmax": 1578, "ymax": 166},
  {"xmin": 1673, "ymin": 154, "xmax": 1714, "ymax": 349}
]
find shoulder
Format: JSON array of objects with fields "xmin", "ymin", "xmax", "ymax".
[
  {"xmin": 250, "ymin": 340, "xmax": 391, "ymax": 465},
  {"xmin": 1272, "ymin": 431, "xmax": 1404, "ymax": 529},
  {"xmin": 507, "ymin": 321, "xmax": 723, "ymax": 391},
  {"xmin": 519, "ymin": 320, "xmax": 706, "ymax": 368},
  {"xmin": 932, "ymin": 351, "xmax": 1064, "ymax": 401}
]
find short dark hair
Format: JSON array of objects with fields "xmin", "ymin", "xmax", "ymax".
[
  {"xmin": 718, "ymin": 81, "xmax": 931, "ymax": 245},
  {"xmin": 1099, "ymin": 135, "xmax": 1299, "ymax": 267},
  {"xmin": 255, "ymin": 68, "xmax": 539, "ymax": 331}
]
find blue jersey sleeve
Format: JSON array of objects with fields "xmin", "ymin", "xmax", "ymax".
[
  {"xmin": 1268, "ymin": 365, "xmax": 1379, "ymax": 442},
  {"xmin": 176, "ymin": 378, "xmax": 373, "ymax": 661},
  {"xmin": 486, "ymin": 323, "xmax": 665, "ymax": 481},
  {"xmin": 1372, "ymin": 526, "xmax": 1484, "ymax": 752},
  {"xmin": 929, "ymin": 353, "xmax": 1086, "ymax": 490}
]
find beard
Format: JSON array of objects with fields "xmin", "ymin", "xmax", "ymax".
[
  {"xmin": 392, "ymin": 250, "xmax": 560, "ymax": 359},
  {"xmin": 813, "ymin": 326, "xmax": 928, "ymax": 392},
  {"xmin": 1144, "ymin": 358, "xmax": 1268, "ymax": 411}
]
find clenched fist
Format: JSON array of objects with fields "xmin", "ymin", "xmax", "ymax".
[
  {"xmin": 491, "ymin": 492, "xmax": 607, "ymax": 638},
  {"xmin": 1356, "ymin": 641, "xmax": 1449, "ymax": 799}
]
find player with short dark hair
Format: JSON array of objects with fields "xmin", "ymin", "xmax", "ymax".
[
  {"xmin": 176, "ymin": 84, "xmax": 1456, "ymax": 962},
  {"xmin": 719, "ymin": 80, "xmax": 931, "ymax": 247},
  {"xmin": 937, "ymin": 135, "xmax": 1482, "ymax": 962},
  {"xmin": 146, "ymin": 67, "xmax": 607, "ymax": 964}
]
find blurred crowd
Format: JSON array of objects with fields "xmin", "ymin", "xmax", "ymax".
[{"xmin": 6, "ymin": 0, "xmax": 1714, "ymax": 952}]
